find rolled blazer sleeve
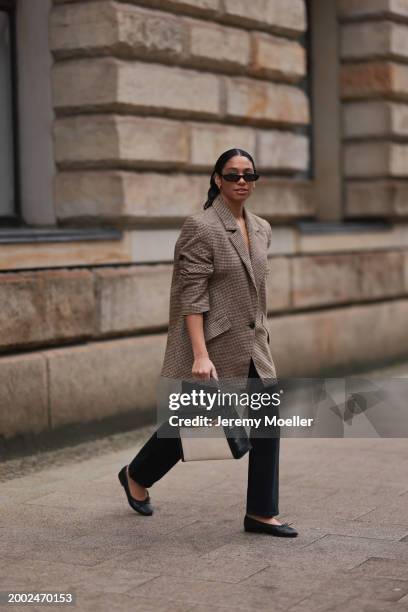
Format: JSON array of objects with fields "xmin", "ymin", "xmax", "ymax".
[{"xmin": 177, "ymin": 216, "xmax": 214, "ymax": 316}]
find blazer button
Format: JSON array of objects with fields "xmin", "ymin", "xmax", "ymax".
[{"xmin": 248, "ymin": 321, "xmax": 255, "ymax": 329}]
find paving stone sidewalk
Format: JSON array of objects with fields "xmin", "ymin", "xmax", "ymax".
[{"xmin": 1, "ymin": 364, "xmax": 408, "ymax": 612}]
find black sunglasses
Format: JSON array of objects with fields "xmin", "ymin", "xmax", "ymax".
[{"xmin": 220, "ymin": 172, "xmax": 260, "ymax": 183}]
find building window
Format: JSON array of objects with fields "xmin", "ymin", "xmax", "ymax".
[{"xmin": 0, "ymin": 0, "xmax": 18, "ymax": 223}]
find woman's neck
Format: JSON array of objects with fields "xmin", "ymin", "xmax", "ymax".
[{"xmin": 220, "ymin": 192, "xmax": 245, "ymax": 220}]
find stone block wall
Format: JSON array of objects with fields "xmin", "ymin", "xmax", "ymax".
[
  {"xmin": 49, "ymin": 0, "xmax": 311, "ymax": 226},
  {"xmin": 339, "ymin": 0, "xmax": 408, "ymax": 217},
  {"xmin": 3, "ymin": 0, "xmax": 408, "ymax": 445},
  {"xmin": 2, "ymin": 232, "xmax": 408, "ymax": 441}
]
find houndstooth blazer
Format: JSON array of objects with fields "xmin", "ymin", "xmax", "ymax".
[{"xmin": 160, "ymin": 192, "xmax": 278, "ymax": 386}]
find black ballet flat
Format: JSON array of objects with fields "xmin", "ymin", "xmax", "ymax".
[
  {"xmin": 118, "ymin": 466, "xmax": 153, "ymax": 516},
  {"xmin": 244, "ymin": 514, "xmax": 298, "ymax": 537}
]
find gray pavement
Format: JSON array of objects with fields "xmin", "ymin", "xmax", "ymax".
[{"xmin": 2, "ymin": 364, "xmax": 408, "ymax": 611}]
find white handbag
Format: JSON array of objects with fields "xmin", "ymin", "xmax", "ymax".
[{"xmin": 179, "ymin": 379, "xmax": 252, "ymax": 462}]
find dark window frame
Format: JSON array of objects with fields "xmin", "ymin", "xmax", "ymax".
[
  {"xmin": 0, "ymin": 0, "xmax": 21, "ymax": 226},
  {"xmin": 308, "ymin": 0, "xmax": 344, "ymax": 223},
  {"xmin": 303, "ymin": 0, "xmax": 313, "ymax": 182}
]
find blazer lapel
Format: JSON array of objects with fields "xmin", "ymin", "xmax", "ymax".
[{"xmin": 212, "ymin": 193, "xmax": 260, "ymax": 296}]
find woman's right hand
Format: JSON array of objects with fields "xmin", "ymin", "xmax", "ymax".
[{"xmin": 192, "ymin": 356, "xmax": 218, "ymax": 380}]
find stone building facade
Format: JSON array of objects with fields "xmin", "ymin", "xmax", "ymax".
[{"xmin": 1, "ymin": 0, "xmax": 408, "ymax": 443}]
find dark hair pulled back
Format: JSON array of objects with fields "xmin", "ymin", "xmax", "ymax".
[{"xmin": 203, "ymin": 148, "xmax": 257, "ymax": 209}]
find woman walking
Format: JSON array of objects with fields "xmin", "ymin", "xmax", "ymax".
[{"xmin": 118, "ymin": 148, "xmax": 298, "ymax": 537}]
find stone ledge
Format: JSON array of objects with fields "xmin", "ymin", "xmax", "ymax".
[
  {"xmin": 250, "ymin": 32, "xmax": 306, "ymax": 82},
  {"xmin": 224, "ymin": 75, "xmax": 309, "ymax": 126},
  {"xmin": 52, "ymin": 57, "xmax": 309, "ymax": 128},
  {"xmin": 53, "ymin": 0, "xmax": 306, "ymax": 38},
  {"xmin": 344, "ymin": 141, "xmax": 408, "ymax": 177},
  {"xmin": 266, "ymin": 256, "xmax": 291, "ymax": 311},
  {"xmin": 51, "ymin": 2, "xmax": 306, "ymax": 81},
  {"xmin": 340, "ymin": 61, "xmax": 408, "ymax": 100},
  {"xmin": 221, "ymin": 0, "xmax": 306, "ymax": 36},
  {"xmin": 296, "ymin": 223, "xmax": 408, "ymax": 253},
  {"xmin": 242, "ymin": 178, "xmax": 315, "ymax": 220},
  {"xmin": 54, "ymin": 170, "xmax": 210, "ymax": 222},
  {"xmin": 0, "ymin": 265, "xmax": 172, "ymax": 350},
  {"xmin": 291, "ymin": 250, "xmax": 406, "ymax": 308},
  {"xmin": 3, "ymin": 298, "xmax": 408, "ymax": 438},
  {"xmin": 95, "ymin": 264, "xmax": 172, "ymax": 333},
  {"xmin": 0, "ymin": 227, "xmax": 122, "ymax": 245},
  {"xmin": 346, "ymin": 180, "xmax": 408, "ymax": 216},
  {"xmin": 55, "ymin": 172, "xmax": 314, "ymax": 223},
  {"xmin": 52, "ymin": 58, "xmax": 221, "ymax": 119},
  {"xmin": 45, "ymin": 334, "xmax": 166, "ymax": 428},
  {"xmin": 343, "ymin": 100, "xmax": 408, "ymax": 138},
  {"xmin": 338, "ymin": 0, "xmax": 408, "ymax": 23},
  {"xmin": 1, "ymin": 222, "xmax": 407, "ymax": 274},
  {"xmin": 295, "ymin": 220, "xmax": 392, "ymax": 233},
  {"xmin": 0, "ymin": 268, "xmax": 96, "ymax": 350},
  {"xmin": 1, "ymin": 246, "xmax": 408, "ymax": 353},
  {"xmin": 341, "ymin": 20, "xmax": 408, "ymax": 62},
  {"xmin": 53, "ymin": 0, "xmax": 220, "ymax": 18},
  {"xmin": 54, "ymin": 115, "xmax": 191, "ymax": 170},
  {"xmin": 0, "ymin": 353, "xmax": 49, "ymax": 439},
  {"xmin": 267, "ymin": 298, "xmax": 408, "ymax": 377},
  {"xmin": 54, "ymin": 115, "xmax": 308, "ymax": 173},
  {"xmin": 0, "ymin": 234, "xmax": 132, "ymax": 272},
  {"xmin": 257, "ymin": 131, "xmax": 309, "ymax": 172}
]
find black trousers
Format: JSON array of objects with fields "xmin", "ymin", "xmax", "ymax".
[{"xmin": 128, "ymin": 358, "xmax": 280, "ymax": 517}]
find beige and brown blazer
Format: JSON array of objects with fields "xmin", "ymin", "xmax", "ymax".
[{"xmin": 160, "ymin": 192, "xmax": 278, "ymax": 385}]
